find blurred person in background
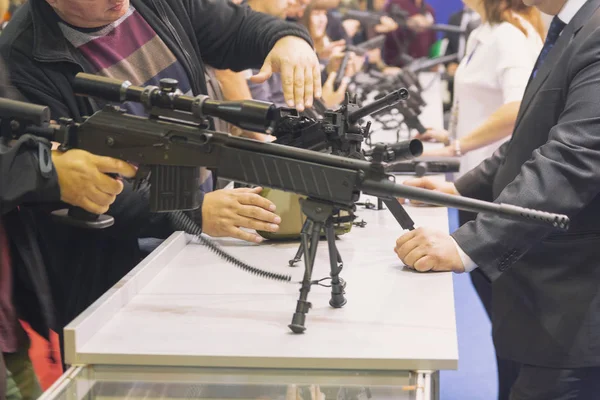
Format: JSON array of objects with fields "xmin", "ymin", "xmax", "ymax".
[
  {"xmin": 246, "ymin": 0, "xmax": 352, "ymax": 109},
  {"xmin": 301, "ymin": 1, "xmax": 365, "ymax": 78},
  {"xmin": 339, "ymin": 0, "xmax": 400, "ymax": 43},
  {"xmin": 444, "ymin": 5, "xmax": 481, "ymax": 76},
  {"xmin": 286, "ymin": 0, "xmax": 311, "ymax": 20},
  {"xmin": 337, "ymin": 0, "xmax": 402, "ymax": 74},
  {"xmin": 442, "ymin": 5, "xmax": 481, "ymax": 109},
  {"xmin": 382, "ymin": 0, "xmax": 436, "ymax": 66},
  {"xmin": 420, "ymin": 0, "xmax": 544, "ymax": 192}
]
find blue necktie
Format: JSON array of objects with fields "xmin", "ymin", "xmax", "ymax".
[{"xmin": 533, "ymin": 16, "xmax": 566, "ymax": 78}]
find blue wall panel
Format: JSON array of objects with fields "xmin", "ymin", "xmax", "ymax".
[{"xmin": 428, "ymin": 0, "xmax": 463, "ymax": 24}]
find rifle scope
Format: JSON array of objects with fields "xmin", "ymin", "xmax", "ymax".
[{"xmin": 73, "ymin": 73, "xmax": 286, "ymax": 134}]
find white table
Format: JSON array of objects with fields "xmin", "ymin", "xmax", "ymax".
[
  {"xmin": 41, "ymin": 201, "xmax": 455, "ymax": 400},
  {"xmin": 40, "ymin": 71, "xmax": 455, "ymax": 400},
  {"xmin": 63, "ymin": 202, "xmax": 456, "ymax": 369}
]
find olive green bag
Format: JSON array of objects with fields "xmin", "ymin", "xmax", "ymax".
[{"xmin": 257, "ymin": 188, "xmax": 354, "ymax": 240}]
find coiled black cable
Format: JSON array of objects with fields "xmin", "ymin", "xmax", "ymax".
[{"xmin": 167, "ymin": 211, "xmax": 292, "ymax": 282}]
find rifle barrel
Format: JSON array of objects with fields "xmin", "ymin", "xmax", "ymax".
[
  {"xmin": 360, "ymin": 179, "xmax": 570, "ymax": 230},
  {"xmin": 407, "ymin": 54, "xmax": 460, "ymax": 73},
  {"xmin": 347, "ymin": 88, "xmax": 408, "ymax": 124}
]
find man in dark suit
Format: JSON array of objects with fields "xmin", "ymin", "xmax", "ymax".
[{"xmin": 394, "ymin": 0, "xmax": 600, "ymax": 398}]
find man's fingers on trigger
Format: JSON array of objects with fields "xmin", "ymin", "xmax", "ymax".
[
  {"xmin": 94, "ymin": 156, "xmax": 134, "ymax": 176},
  {"xmin": 96, "ymin": 171, "xmax": 124, "ymax": 195}
]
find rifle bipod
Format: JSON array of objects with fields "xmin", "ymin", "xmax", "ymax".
[{"xmin": 288, "ymin": 198, "xmax": 348, "ymax": 334}]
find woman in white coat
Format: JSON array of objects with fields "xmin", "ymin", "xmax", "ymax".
[{"xmin": 421, "ymin": 0, "xmax": 545, "ymax": 185}]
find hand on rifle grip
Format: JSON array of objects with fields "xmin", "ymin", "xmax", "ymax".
[{"xmin": 50, "ymin": 149, "xmax": 137, "ymax": 228}]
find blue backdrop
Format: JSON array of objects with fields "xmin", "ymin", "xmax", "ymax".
[{"xmin": 428, "ymin": 0, "xmax": 463, "ymax": 30}]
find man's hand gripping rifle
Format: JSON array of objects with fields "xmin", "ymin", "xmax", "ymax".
[{"xmin": 0, "ymin": 73, "xmax": 570, "ymax": 334}]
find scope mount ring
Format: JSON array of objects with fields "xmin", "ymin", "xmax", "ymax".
[
  {"xmin": 191, "ymin": 95, "xmax": 210, "ymax": 120},
  {"xmin": 118, "ymin": 80, "xmax": 132, "ymax": 103},
  {"xmin": 140, "ymin": 85, "xmax": 160, "ymax": 110}
]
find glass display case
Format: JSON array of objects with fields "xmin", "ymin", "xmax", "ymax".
[{"xmin": 40, "ymin": 365, "xmax": 438, "ymax": 400}]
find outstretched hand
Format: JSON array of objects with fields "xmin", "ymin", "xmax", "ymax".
[{"xmin": 250, "ymin": 36, "xmax": 322, "ymax": 112}]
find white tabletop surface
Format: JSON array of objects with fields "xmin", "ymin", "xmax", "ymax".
[{"xmin": 64, "ymin": 200, "xmax": 457, "ymax": 371}]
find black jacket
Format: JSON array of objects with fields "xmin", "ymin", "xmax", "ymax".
[
  {"xmin": 0, "ymin": 59, "xmax": 60, "ymax": 341},
  {"xmin": 0, "ymin": 0, "xmax": 312, "ymax": 338},
  {"xmin": 452, "ymin": 0, "xmax": 600, "ymax": 367}
]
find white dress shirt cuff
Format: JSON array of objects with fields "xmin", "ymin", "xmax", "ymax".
[
  {"xmin": 425, "ymin": 12, "xmax": 434, "ymax": 24},
  {"xmin": 452, "ymin": 238, "xmax": 478, "ymax": 272}
]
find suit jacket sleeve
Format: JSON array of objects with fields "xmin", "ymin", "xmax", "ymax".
[
  {"xmin": 452, "ymin": 54, "xmax": 600, "ymax": 281},
  {"xmin": 454, "ymin": 140, "xmax": 510, "ymax": 202},
  {"xmin": 188, "ymin": 0, "xmax": 313, "ymax": 71}
]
